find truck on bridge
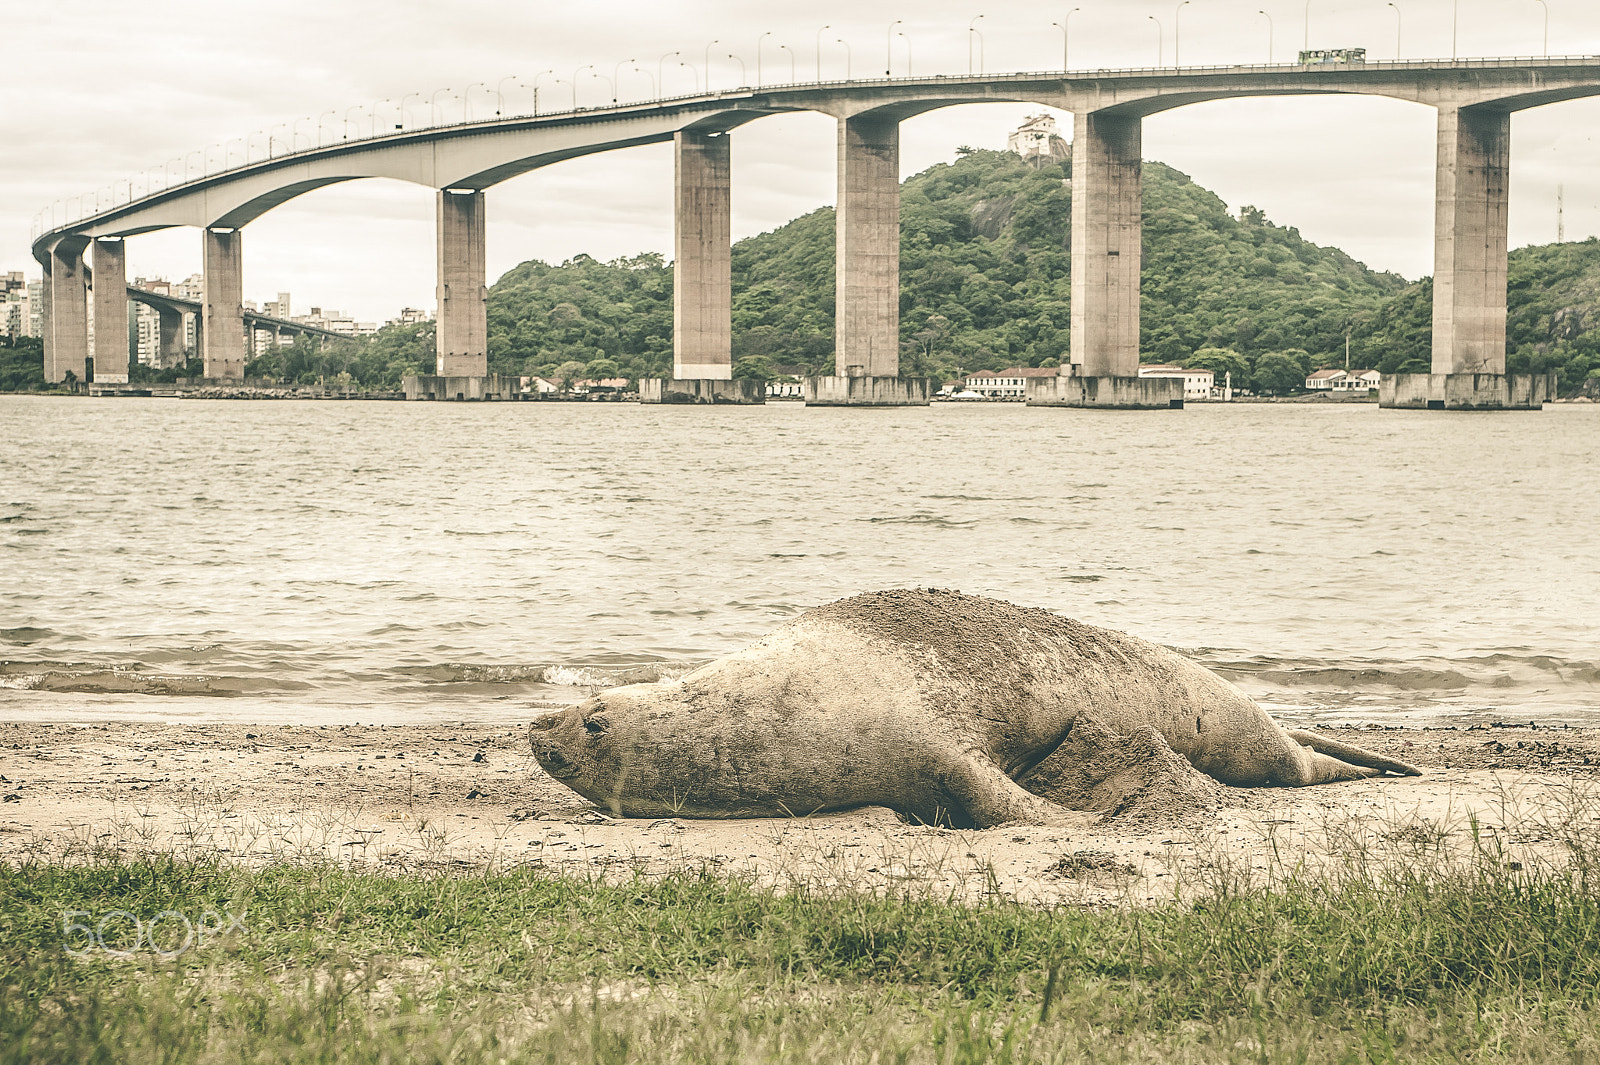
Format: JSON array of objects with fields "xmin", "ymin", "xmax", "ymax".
[{"xmin": 1299, "ymin": 48, "xmax": 1368, "ymax": 64}]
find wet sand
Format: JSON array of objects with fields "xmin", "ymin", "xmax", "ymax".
[{"xmin": 2, "ymin": 719, "xmax": 1595, "ymax": 904}]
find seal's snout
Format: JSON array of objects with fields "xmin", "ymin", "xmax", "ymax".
[
  {"xmin": 530, "ymin": 737, "xmax": 580, "ymax": 778},
  {"xmin": 528, "ymin": 708, "xmax": 586, "ymax": 779}
]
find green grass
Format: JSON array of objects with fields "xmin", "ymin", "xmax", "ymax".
[{"xmin": 3, "ymin": 839, "xmax": 1600, "ymax": 1063}]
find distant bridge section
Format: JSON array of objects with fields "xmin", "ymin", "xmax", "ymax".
[
  {"xmin": 122, "ymin": 284, "xmax": 350, "ymax": 370},
  {"xmin": 34, "ymin": 55, "xmax": 1600, "ymax": 408}
]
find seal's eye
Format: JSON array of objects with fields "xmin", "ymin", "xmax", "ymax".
[{"xmin": 583, "ymin": 715, "xmax": 610, "ymax": 736}]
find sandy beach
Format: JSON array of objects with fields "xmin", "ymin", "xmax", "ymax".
[{"xmin": 4, "ymin": 718, "xmax": 1594, "ymax": 903}]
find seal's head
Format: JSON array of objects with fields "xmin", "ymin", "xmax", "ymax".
[{"xmin": 528, "ymin": 684, "xmax": 667, "ymax": 816}]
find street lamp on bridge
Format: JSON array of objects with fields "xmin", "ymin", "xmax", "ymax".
[
  {"xmin": 1051, "ymin": 8, "xmax": 1081, "ymax": 72},
  {"xmin": 1386, "ymin": 3, "xmax": 1401, "ymax": 59},
  {"xmin": 968, "ymin": 15, "xmax": 985, "ymax": 75},
  {"xmin": 611, "ymin": 60, "xmax": 633, "ymax": 103},
  {"xmin": 532, "ymin": 71, "xmax": 558, "ymax": 115},
  {"xmin": 837, "ymin": 38, "xmax": 852, "ymax": 79},
  {"xmin": 495, "ymin": 76, "xmax": 518, "ymax": 116},
  {"xmin": 703, "ymin": 41, "xmax": 719, "ymax": 90},
  {"xmin": 400, "ymin": 93, "xmax": 422, "ymax": 130},
  {"xmin": 885, "ymin": 20, "xmax": 902, "ymax": 76},
  {"xmin": 463, "ymin": 82, "xmax": 486, "ymax": 121},
  {"xmin": 429, "ymin": 88, "xmax": 454, "ymax": 127},
  {"xmin": 658, "ymin": 53, "xmax": 681, "ymax": 95},
  {"xmin": 1258, "ymin": 10, "xmax": 1274, "ymax": 63},
  {"xmin": 573, "ymin": 65, "xmax": 594, "ymax": 108},
  {"xmin": 779, "ymin": 44, "xmax": 796, "ymax": 83},
  {"xmin": 630, "ymin": 64, "xmax": 657, "ymax": 98},
  {"xmin": 727, "ymin": 53, "xmax": 746, "ymax": 87},
  {"xmin": 1148, "ymin": 16, "xmax": 1163, "ymax": 66},
  {"xmin": 1174, "ymin": 1, "xmax": 1190, "ymax": 67},
  {"xmin": 758, "ymin": 31, "xmax": 773, "ymax": 87},
  {"xmin": 816, "ymin": 25, "xmax": 830, "ymax": 80},
  {"xmin": 1531, "ymin": 0, "xmax": 1549, "ymax": 56}
]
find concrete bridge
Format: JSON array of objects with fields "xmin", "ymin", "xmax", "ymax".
[
  {"xmin": 33, "ymin": 56, "xmax": 1600, "ymax": 409},
  {"xmin": 118, "ymin": 284, "xmax": 348, "ymax": 372}
]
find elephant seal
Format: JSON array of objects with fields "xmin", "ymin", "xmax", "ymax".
[{"xmin": 528, "ymin": 589, "xmax": 1419, "ymax": 828}]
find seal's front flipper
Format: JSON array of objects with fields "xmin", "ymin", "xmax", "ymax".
[
  {"xmin": 1287, "ymin": 729, "xmax": 1422, "ymax": 777},
  {"xmin": 938, "ymin": 752, "xmax": 1089, "ymax": 829}
]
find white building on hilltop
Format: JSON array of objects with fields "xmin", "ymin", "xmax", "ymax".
[{"xmin": 1006, "ymin": 114, "xmax": 1070, "ymax": 164}]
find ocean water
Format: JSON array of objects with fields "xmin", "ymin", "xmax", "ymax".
[{"xmin": 1, "ymin": 394, "xmax": 1596, "ymax": 727}]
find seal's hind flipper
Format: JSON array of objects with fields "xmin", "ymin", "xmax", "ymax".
[
  {"xmin": 941, "ymin": 752, "xmax": 1089, "ymax": 829},
  {"xmin": 1287, "ymin": 729, "xmax": 1422, "ymax": 777}
]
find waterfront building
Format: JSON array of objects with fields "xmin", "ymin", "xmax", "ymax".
[
  {"xmin": 964, "ymin": 366, "xmax": 1057, "ymax": 398},
  {"xmin": 1138, "ymin": 363, "xmax": 1215, "ymax": 400}
]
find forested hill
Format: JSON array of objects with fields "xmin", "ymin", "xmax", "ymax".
[
  {"xmin": 1352, "ymin": 239, "xmax": 1600, "ymax": 392},
  {"xmin": 484, "ymin": 147, "xmax": 1412, "ymax": 386}
]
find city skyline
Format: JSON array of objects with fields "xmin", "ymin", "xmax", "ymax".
[{"xmin": 6, "ymin": 0, "xmax": 1600, "ymax": 323}]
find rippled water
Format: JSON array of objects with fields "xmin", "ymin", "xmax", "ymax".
[{"xmin": 2, "ymin": 394, "xmax": 1596, "ymax": 727}]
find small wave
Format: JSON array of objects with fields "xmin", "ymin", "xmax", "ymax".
[
  {"xmin": 862, "ymin": 514, "xmax": 977, "ymax": 528},
  {"xmin": 395, "ymin": 663, "xmax": 552, "ymax": 684},
  {"xmin": 392, "ymin": 663, "xmax": 689, "ymax": 688},
  {"xmin": 1215, "ymin": 653, "xmax": 1600, "ymax": 696},
  {"xmin": 0, "ymin": 666, "xmax": 308, "ymax": 697},
  {"xmin": 0, "ymin": 627, "xmax": 57, "ymax": 644},
  {"xmin": 1240, "ymin": 667, "xmax": 1472, "ymax": 691}
]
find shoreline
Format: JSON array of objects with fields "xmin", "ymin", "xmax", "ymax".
[{"xmin": 5, "ymin": 719, "xmax": 1594, "ymax": 904}]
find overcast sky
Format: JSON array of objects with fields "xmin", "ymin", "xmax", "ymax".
[{"xmin": 5, "ymin": 0, "xmax": 1599, "ymax": 323}]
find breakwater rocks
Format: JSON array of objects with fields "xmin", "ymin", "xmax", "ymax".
[{"xmin": 176, "ymin": 386, "xmax": 403, "ymax": 400}]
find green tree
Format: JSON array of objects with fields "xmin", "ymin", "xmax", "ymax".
[
  {"xmin": 1184, "ymin": 347, "xmax": 1249, "ymax": 385},
  {"xmin": 0, "ymin": 337, "xmax": 45, "ymax": 391},
  {"xmin": 1252, "ymin": 351, "xmax": 1307, "ymax": 395},
  {"xmin": 555, "ymin": 360, "xmax": 586, "ymax": 392},
  {"xmin": 732, "ymin": 355, "xmax": 776, "ymax": 382}
]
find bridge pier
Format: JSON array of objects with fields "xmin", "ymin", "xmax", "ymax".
[
  {"xmin": 403, "ymin": 189, "xmax": 509, "ymax": 400},
  {"xmin": 157, "ymin": 306, "xmax": 186, "ymax": 368},
  {"xmin": 202, "ymin": 228, "xmax": 247, "ymax": 381},
  {"xmin": 671, "ymin": 131, "xmax": 733, "ymax": 380},
  {"xmin": 1384, "ymin": 106, "xmax": 1541, "ymax": 409},
  {"xmin": 644, "ymin": 130, "xmax": 759, "ymax": 404},
  {"xmin": 808, "ymin": 112, "xmax": 928, "ymax": 407},
  {"xmin": 91, "ymin": 238, "xmax": 129, "ymax": 384},
  {"xmin": 436, "ymin": 189, "xmax": 488, "ymax": 378},
  {"xmin": 46, "ymin": 241, "xmax": 89, "ymax": 385},
  {"xmin": 1383, "ymin": 105, "xmax": 1542, "ymax": 409},
  {"xmin": 1029, "ymin": 110, "xmax": 1173, "ymax": 409}
]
